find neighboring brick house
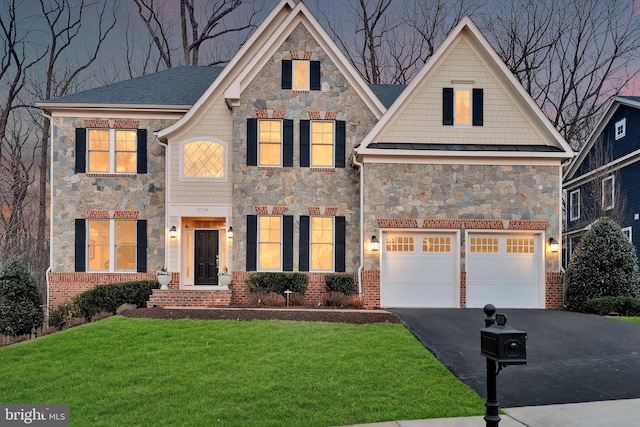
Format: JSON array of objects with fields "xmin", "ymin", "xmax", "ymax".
[
  {"xmin": 563, "ymin": 96, "xmax": 640, "ymax": 266},
  {"xmin": 38, "ymin": 0, "xmax": 572, "ymax": 311}
]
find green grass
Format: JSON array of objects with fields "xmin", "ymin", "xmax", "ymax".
[
  {"xmin": 612, "ymin": 316, "xmax": 640, "ymax": 324},
  {"xmin": 0, "ymin": 317, "xmax": 484, "ymax": 426}
]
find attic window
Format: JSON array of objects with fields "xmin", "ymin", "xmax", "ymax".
[
  {"xmin": 615, "ymin": 118, "xmax": 626, "ymax": 140},
  {"xmin": 281, "ymin": 60, "xmax": 321, "ymax": 90}
]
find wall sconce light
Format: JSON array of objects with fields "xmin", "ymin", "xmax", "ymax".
[
  {"xmin": 548, "ymin": 237, "xmax": 559, "ymax": 253},
  {"xmin": 371, "ymin": 235, "xmax": 380, "ymax": 251},
  {"xmin": 169, "ymin": 225, "xmax": 177, "ymax": 239},
  {"xmin": 227, "ymin": 227, "xmax": 233, "ymax": 240}
]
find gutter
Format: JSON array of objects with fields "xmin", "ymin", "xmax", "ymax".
[
  {"xmin": 43, "ymin": 111, "xmax": 53, "ymax": 319},
  {"xmin": 154, "ymin": 132, "xmax": 170, "ymax": 270},
  {"xmin": 351, "ymin": 153, "xmax": 364, "ymax": 296}
]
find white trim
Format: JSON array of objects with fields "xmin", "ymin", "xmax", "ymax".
[
  {"xmin": 258, "ymin": 119, "xmax": 284, "ymax": 167},
  {"xmin": 257, "ymin": 215, "xmax": 283, "ymax": 272},
  {"xmin": 86, "ymin": 218, "xmax": 138, "ymax": 273},
  {"xmin": 310, "ymin": 120, "xmax": 336, "ymax": 168},
  {"xmin": 360, "ymin": 153, "xmax": 566, "ymax": 165},
  {"xmin": 569, "ymin": 189, "xmax": 581, "ymax": 221},
  {"xmin": 615, "ymin": 118, "xmax": 626, "ymax": 140},
  {"xmin": 622, "ymin": 226, "xmax": 632, "ymax": 243},
  {"xmin": 292, "ymin": 59, "xmax": 310, "ymax": 91},
  {"xmin": 602, "ymin": 175, "xmax": 615, "ymax": 210},
  {"xmin": 178, "ymin": 137, "xmax": 228, "ymax": 182},
  {"xmin": 309, "ymin": 215, "xmax": 336, "ymax": 273},
  {"xmin": 564, "ymin": 147, "xmax": 640, "ymax": 188},
  {"xmin": 454, "ymin": 84, "xmax": 473, "ymax": 127}
]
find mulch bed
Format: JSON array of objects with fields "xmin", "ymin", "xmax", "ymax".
[{"xmin": 122, "ymin": 307, "xmax": 401, "ymax": 324}]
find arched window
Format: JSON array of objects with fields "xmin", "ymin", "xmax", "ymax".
[{"xmin": 181, "ymin": 139, "xmax": 226, "ymax": 180}]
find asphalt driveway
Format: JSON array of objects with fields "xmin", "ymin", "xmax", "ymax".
[{"xmin": 389, "ymin": 308, "xmax": 640, "ymax": 407}]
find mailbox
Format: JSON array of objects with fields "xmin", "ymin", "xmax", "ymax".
[{"xmin": 480, "ymin": 313, "xmax": 527, "ymax": 366}]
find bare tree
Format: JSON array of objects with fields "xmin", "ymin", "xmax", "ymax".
[
  {"xmin": 129, "ymin": 0, "xmax": 263, "ymax": 74},
  {"xmin": 482, "ymin": 0, "xmax": 640, "ymax": 148}
]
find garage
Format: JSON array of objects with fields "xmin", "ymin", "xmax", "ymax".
[
  {"xmin": 466, "ymin": 233, "xmax": 543, "ymax": 308},
  {"xmin": 380, "ymin": 231, "xmax": 459, "ymax": 307}
]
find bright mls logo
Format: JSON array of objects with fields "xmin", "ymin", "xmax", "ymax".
[{"xmin": 2, "ymin": 405, "xmax": 69, "ymax": 426}]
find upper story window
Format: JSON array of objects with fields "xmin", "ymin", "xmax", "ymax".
[
  {"xmin": 259, "ymin": 120, "xmax": 282, "ymax": 166},
  {"xmin": 602, "ymin": 175, "xmax": 615, "ymax": 210},
  {"xmin": 88, "ymin": 129, "xmax": 137, "ymax": 173},
  {"xmin": 281, "ymin": 60, "xmax": 321, "ymax": 90},
  {"xmin": 569, "ymin": 189, "xmax": 580, "ymax": 221},
  {"xmin": 615, "ymin": 118, "xmax": 626, "ymax": 140},
  {"xmin": 443, "ymin": 86, "xmax": 483, "ymax": 127},
  {"xmin": 75, "ymin": 127, "xmax": 147, "ymax": 174},
  {"xmin": 181, "ymin": 140, "xmax": 226, "ymax": 180},
  {"xmin": 311, "ymin": 121, "xmax": 334, "ymax": 167},
  {"xmin": 300, "ymin": 120, "xmax": 346, "ymax": 168}
]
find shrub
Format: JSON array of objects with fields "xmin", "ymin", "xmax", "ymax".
[
  {"xmin": 324, "ymin": 291, "xmax": 348, "ymax": 307},
  {"xmin": 0, "ymin": 260, "xmax": 44, "ymax": 337},
  {"xmin": 288, "ymin": 292, "xmax": 306, "ymax": 306},
  {"xmin": 91, "ymin": 311, "xmax": 113, "ymax": 322},
  {"xmin": 324, "ymin": 274, "xmax": 356, "ymax": 295},
  {"xmin": 245, "ymin": 272, "xmax": 309, "ymax": 295},
  {"xmin": 344, "ymin": 295, "xmax": 365, "ymax": 309},
  {"xmin": 75, "ymin": 280, "xmax": 159, "ymax": 320},
  {"xmin": 583, "ymin": 296, "xmax": 640, "ymax": 316},
  {"xmin": 61, "ymin": 317, "xmax": 87, "ymax": 330},
  {"xmin": 565, "ymin": 218, "xmax": 640, "ymax": 312},
  {"xmin": 48, "ymin": 301, "xmax": 80, "ymax": 329},
  {"xmin": 261, "ymin": 292, "xmax": 285, "ymax": 306},
  {"xmin": 116, "ymin": 303, "xmax": 138, "ymax": 315}
]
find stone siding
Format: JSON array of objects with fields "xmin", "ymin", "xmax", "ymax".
[{"xmin": 231, "ymin": 23, "xmax": 378, "ymax": 273}]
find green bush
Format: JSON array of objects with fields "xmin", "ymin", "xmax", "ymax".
[
  {"xmin": 48, "ymin": 301, "xmax": 80, "ymax": 329},
  {"xmin": 583, "ymin": 296, "xmax": 640, "ymax": 316},
  {"xmin": 245, "ymin": 272, "xmax": 309, "ymax": 295},
  {"xmin": 565, "ymin": 218, "xmax": 640, "ymax": 312},
  {"xmin": 75, "ymin": 280, "xmax": 159, "ymax": 320},
  {"xmin": 324, "ymin": 274, "xmax": 356, "ymax": 295},
  {"xmin": 0, "ymin": 260, "xmax": 44, "ymax": 337}
]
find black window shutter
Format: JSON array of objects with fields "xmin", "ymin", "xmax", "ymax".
[
  {"xmin": 443, "ymin": 88, "xmax": 454, "ymax": 125},
  {"xmin": 283, "ymin": 119, "xmax": 294, "ymax": 167},
  {"xmin": 75, "ymin": 219, "xmax": 86, "ymax": 272},
  {"xmin": 300, "ymin": 120, "xmax": 310, "ymax": 167},
  {"xmin": 247, "ymin": 118, "xmax": 258, "ymax": 166},
  {"xmin": 335, "ymin": 216, "xmax": 346, "ymax": 272},
  {"xmin": 283, "ymin": 215, "xmax": 293, "ymax": 271},
  {"xmin": 282, "ymin": 60, "xmax": 292, "ymax": 89},
  {"xmin": 247, "ymin": 215, "xmax": 257, "ymax": 271},
  {"xmin": 75, "ymin": 128, "xmax": 87, "ymax": 173},
  {"xmin": 310, "ymin": 61, "xmax": 321, "ymax": 90},
  {"xmin": 299, "ymin": 216, "xmax": 310, "ymax": 271},
  {"xmin": 136, "ymin": 129, "xmax": 147, "ymax": 174},
  {"xmin": 335, "ymin": 120, "xmax": 346, "ymax": 168},
  {"xmin": 473, "ymin": 88, "xmax": 484, "ymax": 126},
  {"xmin": 136, "ymin": 220, "xmax": 147, "ymax": 272}
]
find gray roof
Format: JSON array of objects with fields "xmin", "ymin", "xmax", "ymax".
[
  {"xmin": 367, "ymin": 142, "xmax": 565, "ymax": 152},
  {"xmin": 43, "ymin": 66, "xmax": 224, "ymax": 106},
  {"xmin": 369, "ymin": 84, "xmax": 406, "ymax": 108}
]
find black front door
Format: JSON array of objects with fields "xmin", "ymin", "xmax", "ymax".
[{"xmin": 195, "ymin": 230, "xmax": 219, "ymax": 285}]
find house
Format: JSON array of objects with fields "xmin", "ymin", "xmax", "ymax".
[
  {"xmin": 563, "ymin": 96, "xmax": 640, "ymax": 266},
  {"xmin": 37, "ymin": 0, "xmax": 572, "ymax": 311}
]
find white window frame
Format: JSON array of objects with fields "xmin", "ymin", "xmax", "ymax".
[
  {"xmin": 310, "ymin": 216, "xmax": 335, "ymax": 272},
  {"xmin": 87, "ymin": 219, "xmax": 137, "ymax": 273},
  {"xmin": 602, "ymin": 175, "xmax": 615, "ymax": 211},
  {"xmin": 310, "ymin": 120, "xmax": 335, "ymax": 168},
  {"xmin": 615, "ymin": 118, "xmax": 626, "ymax": 140},
  {"xmin": 569, "ymin": 189, "xmax": 580, "ymax": 221},
  {"xmin": 258, "ymin": 119, "xmax": 283, "ymax": 167},
  {"xmin": 622, "ymin": 226, "xmax": 632, "ymax": 243},
  {"xmin": 257, "ymin": 215, "xmax": 282, "ymax": 271},
  {"xmin": 87, "ymin": 128, "xmax": 137, "ymax": 174},
  {"xmin": 292, "ymin": 60, "xmax": 310, "ymax": 91},
  {"xmin": 454, "ymin": 85, "xmax": 473, "ymax": 127},
  {"xmin": 179, "ymin": 138, "xmax": 227, "ymax": 182}
]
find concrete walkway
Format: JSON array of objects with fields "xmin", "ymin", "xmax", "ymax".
[{"xmin": 340, "ymin": 398, "xmax": 640, "ymax": 427}]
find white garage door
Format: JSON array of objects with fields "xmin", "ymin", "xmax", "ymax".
[
  {"xmin": 381, "ymin": 232, "xmax": 457, "ymax": 307},
  {"xmin": 466, "ymin": 233, "xmax": 542, "ymax": 308}
]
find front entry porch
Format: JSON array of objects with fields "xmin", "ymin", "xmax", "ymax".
[{"xmin": 147, "ymin": 289, "xmax": 232, "ymax": 308}]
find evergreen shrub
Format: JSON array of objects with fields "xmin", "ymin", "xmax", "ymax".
[{"xmin": 0, "ymin": 260, "xmax": 44, "ymax": 337}]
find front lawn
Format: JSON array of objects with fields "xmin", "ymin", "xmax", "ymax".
[
  {"xmin": 0, "ymin": 316, "xmax": 484, "ymax": 426},
  {"xmin": 613, "ymin": 316, "xmax": 640, "ymax": 324}
]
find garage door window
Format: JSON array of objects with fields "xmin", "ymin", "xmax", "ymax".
[
  {"xmin": 386, "ymin": 236, "xmax": 414, "ymax": 252},
  {"xmin": 506, "ymin": 238, "xmax": 534, "ymax": 253},
  {"xmin": 470, "ymin": 237, "xmax": 498, "ymax": 253},
  {"xmin": 423, "ymin": 237, "xmax": 451, "ymax": 252}
]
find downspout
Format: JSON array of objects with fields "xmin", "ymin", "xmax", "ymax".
[
  {"xmin": 352, "ymin": 152, "xmax": 364, "ymax": 296},
  {"xmin": 43, "ymin": 111, "xmax": 53, "ymax": 320},
  {"xmin": 154, "ymin": 133, "xmax": 169, "ymax": 269}
]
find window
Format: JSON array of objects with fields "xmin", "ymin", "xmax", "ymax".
[
  {"xmin": 615, "ymin": 118, "xmax": 626, "ymax": 140},
  {"xmin": 182, "ymin": 140, "xmax": 225, "ymax": 179},
  {"xmin": 75, "ymin": 128, "xmax": 147, "ymax": 174},
  {"xmin": 300, "ymin": 120, "xmax": 346, "ymax": 168},
  {"xmin": 311, "ymin": 217, "xmax": 333, "ymax": 271},
  {"xmin": 75, "ymin": 218, "xmax": 146, "ymax": 273},
  {"xmin": 247, "ymin": 119, "xmax": 293, "ymax": 167},
  {"xmin": 602, "ymin": 175, "xmax": 614, "ymax": 210},
  {"xmin": 470, "ymin": 237, "xmax": 498, "ymax": 253},
  {"xmin": 570, "ymin": 189, "xmax": 580, "ymax": 221},
  {"xmin": 622, "ymin": 226, "xmax": 632, "ymax": 243},
  {"xmin": 281, "ymin": 60, "xmax": 321, "ymax": 90},
  {"xmin": 422, "ymin": 236, "xmax": 451, "ymax": 252},
  {"xmin": 258, "ymin": 216, "xmax": 282, "ymax": 270},
  {"xmin": 506, "ymin": 238, "xmax": 534, "ymax": 253},
  {"xmin": 443, "ymin": 87, "xmax": 483, "ymax": 126},
  {"xmin": 386, "ymin": 236, "xmax": 415, "ymax": 252}
]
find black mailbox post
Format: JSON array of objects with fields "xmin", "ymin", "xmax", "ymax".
[{"xmin": 480, "ymin": 304, "xmax": 527, "ymax": 427}]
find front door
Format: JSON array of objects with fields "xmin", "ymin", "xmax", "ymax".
[{"xmin": 195, "ymin": 230, "xmax": 219, "ymax": 285}]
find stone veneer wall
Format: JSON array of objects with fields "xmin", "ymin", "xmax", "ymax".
[{"xmin": 231, "ymin": 23, "xmax": 378, "ymax": 274}]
